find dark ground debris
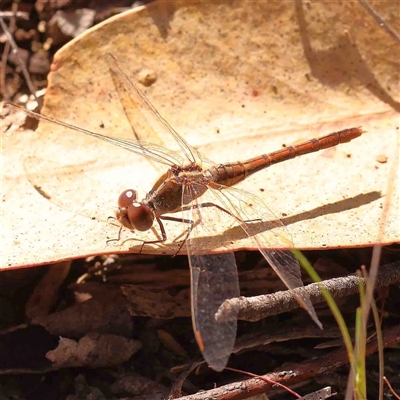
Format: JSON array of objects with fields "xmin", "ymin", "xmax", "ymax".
[{"xmin": 0, "ymin": 249, "xmax": 399, "ymax": 399}]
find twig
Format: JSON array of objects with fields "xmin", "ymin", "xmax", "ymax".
[
  {"xmin": 216, "ymin": 261, "xmax": 400, "ymax": 322},
  {"xmin": 173, "ymin": 323, "xmax": 400, "ymax": 400},
  {"xmin": 0, "ymin": 11, "xmax": 29, "ymax": 20},
  {"xmin": 359, "ymin": 0, "xmax": 400, "ymax": 42},
  {"xmin": 170, "ymin": 321, "xmax": 343, "ymax": 397},
  {"xmin": 0, "ymin": 10, "xmax": 37, "ymax": 100},
  {"xmin": 384, "ymin": 376, "xmax": 400, "ymax": 400}
]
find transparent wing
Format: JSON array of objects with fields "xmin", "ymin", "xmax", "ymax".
[
  {"xmin": 106, "ymin": 53, "xmax": 204, "ymax": 166},
  {"xmin": 207, "ymin": 184, "xmax": 322, "ymax": 329},
  {"xmin": 6, "ymin": 104, "xmax": 184, "ymax": 167},
  {"xmin": 189, "ymin": 252, "xmax": 239, "ymax": 371},
  {"xmin": 182, "ymin": 184, "xmax": 239, "ymax": 371}
]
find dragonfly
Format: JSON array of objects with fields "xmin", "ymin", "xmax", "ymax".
[{"xmin": 8, "ymin": 53, "xmax": 364, "ymax": 371}]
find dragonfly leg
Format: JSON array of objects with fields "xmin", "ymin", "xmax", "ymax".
[
  {"xmin": 119, "ymin": 236, "xmax": 149, "ymax": 250},
  {"xmin": 166, "ymin": 202, "xmax": 263, "ymax": 256},
  {"xmin": 166, "ymin": 201, "xmax": 261, "ymax": 257},
  {"xmin": 106, "ymin": 216, "xmax": 185, "ymax": 252},
  {"xmin": 181, "ymin": 202, "xmax": 262, "ymax": 224},
  {"xmin": 159, "ymin": 215, "xmax": 195, "ymax": 256},
  {"xmin": 106, "ymin": 225, "xmax": 123, "ymax": 246},
  {"xmin": 124, "ymin": 215, "xmax": 190, "ymax": 253},
  {"xmin": 107, "ymin": 217, "xmax": 168, "ymax": 250},
  {"xmin": 107, "ymin": 216, "xmax": 121, "ymax": 228},
  {"xmin": 135, "ymin": 216, "xmax": 169, "ymax": 253},
  {"xmin": 106, "ymin": 216, "xmax": 153, "ymax": 249}
]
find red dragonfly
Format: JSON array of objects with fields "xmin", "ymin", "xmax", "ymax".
[{"xmin": 8, "ymin": 54, "xmax": 363, "ymax": 371}]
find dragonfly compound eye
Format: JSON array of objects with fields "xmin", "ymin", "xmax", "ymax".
[
  {"xmin": 118, "ymin": 189, "xmax": 138, "ymax": 208},
  {"xmin": 116, "ymin": 190, "xmax": 154, "ymax": 231},
  {"xmin": 127, "ymin": 202, "xmax": 155, "ymax": 231},
  {"xmin": 117, "ymin": 189, "xmax": 140, "ymax": 230}
]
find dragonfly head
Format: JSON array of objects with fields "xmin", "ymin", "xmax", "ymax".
[{"xmin": 116, "ymin": 189, "xmax": 154, "ymax": 231}]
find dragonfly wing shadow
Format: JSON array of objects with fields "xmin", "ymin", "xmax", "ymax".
[
  {"xmin": 279, "ymin": 191, "xmax": 382, "ymax": 227},
  {"xmin": 205, "ymin": 190, "xmax": 383, "ymax": 247},
  {"xmin": 24, "ymin": 156, "xmax": 121, "ymax": 225}
]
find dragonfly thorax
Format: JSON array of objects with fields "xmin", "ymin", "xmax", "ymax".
[{"xmin": 116, "ymin": 189, "xmax": 155, "ymax": 231}]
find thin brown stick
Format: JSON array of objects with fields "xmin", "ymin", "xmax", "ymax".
[
  {"xmin": 173, "ymin": 323, "xmax": 400, "ymax": 400},
  {"xmin": 384, "ymin": 376, "xmax": 400, "ymax": 400}
]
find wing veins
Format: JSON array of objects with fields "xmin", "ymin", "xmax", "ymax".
[
  {"xmin": 6, "ymin": 104, "xmax": 182, "ymax": 166},
  {"xmin": 106, "ymin": 53, "xmax": 198, "ymax": 164},
  {"xmin": 203, "ymin": 184, "xmax": 321, "ymax": 327}
]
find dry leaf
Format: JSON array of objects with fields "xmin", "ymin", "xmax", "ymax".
[
  {"xmin": 2, "ymin": 1, "xmax": 399, "ymax": 269},
  {"xmin": 33, "ymin": 285, "xmax": 133, "ymax": 337},
  {"xmin": 122, "ymin": 285, "xmax": 191, "ymax": 318},
  {"xmin": 25, "ymin": 261, "xmax": 71, "ymax": 319},
  {"xmin": 46, "ymin": 332, "xmax": 141, "ymax": 368},
  {"xmin": 110, "ymin": 373, "xmax": 168, "ymax": 397}
]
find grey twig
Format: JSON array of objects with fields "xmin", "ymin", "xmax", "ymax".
[
  {"xmin": 0, "ymin": 11, "xmax": 29, "ymax": 20},
  {"xmin": 0, "ymin": 13, "xmax": 37, "ymax": 100},
  {"xmin": 216, "ymin": 261, "xmax": 400, "ymax": 322}
]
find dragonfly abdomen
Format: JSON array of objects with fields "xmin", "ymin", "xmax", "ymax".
[
  {"xmin": 206, "ymin": 162, "xmax": 250, "ymax": 187},
  {"xmin": 206, "ymin": 127, "xmax": 364, "ymax": 188},
  {"xmin": 206, "ymin": 155, "xmax": 281, "ymax": 187}
]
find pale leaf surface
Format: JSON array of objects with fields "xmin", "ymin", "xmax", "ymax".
[{"xmin": 2, "ymin": 1, "xmax": 399, "ymax": 269}]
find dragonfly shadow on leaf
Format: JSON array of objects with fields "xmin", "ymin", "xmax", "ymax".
[
  {"xmin": 186, "ymin": 190, "xmax": 382, "ymax": 251},
  {"xmin": 280, "ymin": 190, "xmax": 382, "ymax": 227},
  {"xmin": 24, "ymin": 156, "xmax": 125, "ymax": 227}
]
